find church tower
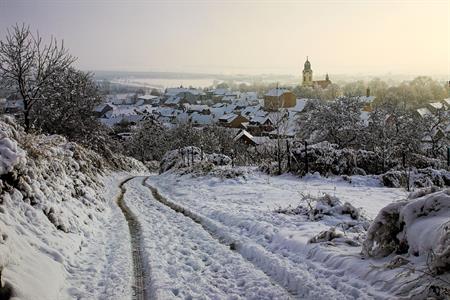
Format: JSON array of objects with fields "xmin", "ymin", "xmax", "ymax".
[{"xmin": 302, "ymin": 57, "xmax": 313, "ymax": 86}]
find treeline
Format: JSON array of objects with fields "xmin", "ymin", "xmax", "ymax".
[{"xmin": 295, "ymin": 97, "xmax": 449, "ymax": 175}]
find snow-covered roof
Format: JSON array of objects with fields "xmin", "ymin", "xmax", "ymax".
[
  {"xmin": 185, "ymin": 104, "xmax": 209, "ymax": 112},
  {"xmin": 100, "ymin": 114, "xmax": 144, "ymax": 127},
  {"xmin": 443, "ymin": 98, "xmax": 450, "ymax": 107},
  {"xmin": 211, "ymin": 104, "xmax": 237, "ymax": 120},
  {"xmin": 265, "ymin": 88, "xmax": 291, "ymax": 97},
  {"xmin": 165, "ymin": 96, "xmax": 182, "ymax": 105},
  {"xmin": 241, "ymin": 105, "xmax": 262, "ymax": 116},
  {"xmin": 429, "ymin": 102, "xmax": 444, "ymax": 110},
  {"xmin": 250, "ymin": 114, "xmax": 271, "ymax": 125},
  {"xmin": 222, "ymin": 95, "xmax": 237, "ymax": 102},
  {"xmin": 212, "ymin": 103, "xmax": 225, "ymax": 108},
  {"xmin": 219, "ymin": 113, "xmax": 238, "ymax": 123},
  {"xmin": 94, "ymin": 103, "xmax": 113, "ymax": 113},
  {"xmin": 356, "ymin": 96, "xmax": 376, "ymax": 103},
  {"xmin": 287, "ymin": 99, "xmax": 308, "ymax": 113},
  {"xmin": 417, "ymin": 107, "xmax": 432, "ymax": 118},
  {"xmin": 137, "ymin": 94, "xmax": 158, "ymax": 101},
  {"xmin": 190, "ymin": 112, "xmax": 213, "ymax": 125},
  {"xmin": 233, "ymin": 130, "xmax": 254, "ymax": 142},
  {"xmin": 157, "ymin": 107, "xmax": 178, "ymax": 117},
  {"xmin": 211, "ymin": 88, "xmax": 229, "ymax": 95},
  {"xmin": 239, "ymin": 92, "xmax": 258, "ymax": 101}
]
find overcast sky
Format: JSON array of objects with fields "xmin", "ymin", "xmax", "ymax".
[{"xmin": 0, "ymin": 0, "xmax": 449, "ymax": 76}]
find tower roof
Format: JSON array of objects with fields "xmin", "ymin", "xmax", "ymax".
[{"xmin": 304, "ymin": 56, "xmax": 311, "ymax": 70}]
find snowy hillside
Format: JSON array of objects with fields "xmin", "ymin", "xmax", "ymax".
[{"xmin": 0, "ymin": 116, "xmax": 145, "ymax": 299}]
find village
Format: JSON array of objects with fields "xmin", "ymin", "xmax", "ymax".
[
  {"xmin": 90, "ymin": 82, "xmax": 450, "ymax": 152},
  {"xmin": 1, "ymin": 58, "xmax": 449, "ymax": 157}
]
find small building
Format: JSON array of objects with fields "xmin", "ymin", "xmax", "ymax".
[
  {"xmin": 185, "ymin": 104, "xmax": 210, "ymax": 115},
  {"xmin": 189, "ymin": 112, "xmax": 213, "ymax": 126},
  {"xmin": 234, "ymin": 130, "xmax": 258, "ymax": 146},
  {"xmin": 263, "ymin": 88, "xmax": 296, "ymax": 111},
  {"xmin": 218, "ymin": 113, "xmax": 249, "ymax": 128},
  {"xmin": 94, "ymin": 103, "xmax": 114, "ymax": 118},
  {"xmin": 137, "ymin": 94, "xmax": 159, "ymax": 104}
]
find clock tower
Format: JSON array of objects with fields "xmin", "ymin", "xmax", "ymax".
[{"xmin": 302, "ymin": 57, "xmax": 313, "ymax": 86}]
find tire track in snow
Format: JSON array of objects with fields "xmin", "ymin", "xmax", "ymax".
[
  {"xmin": 142, "ymin": 178, "xmax": 340, "ymax": 299},
  {"xmin": 117, "ymin": 177, "xmax": 147, "ymax": 300}
]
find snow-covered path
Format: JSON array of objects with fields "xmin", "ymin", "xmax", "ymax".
[
  {"xmin": 117, "ymin": 177, "xmax": 147, "ymax": 300},
  {"xmin": 122, "ymin": 177, "xmax": 291, "ymax": 299}
]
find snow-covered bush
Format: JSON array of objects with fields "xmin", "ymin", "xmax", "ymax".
[
  {"xmin": 276, "ymin": 193, "xmax": 367, "ymax": 226},
  {"xmin": 363, "ymin": 190, "xmax": 450, "ymax": 274},
  {"xmin": 308, "ymin": 227, "xmax": 360, "ymax": 246},
  {"xmin": 276, "ymin": 193, "xmax": 368, "ymax": 247},
  {"xmin": 380, "ymin": 168, "xmax": 450, "ymax": 188},
  {"xmin": 308, "ymin": 194, "xmax": 364, "ymax": 222},
  {"xmin": 291, "ymin": 141, "xmax": 389, "ymax": 176},
  {"xmin": 0, "ymin": 136, "xmax": 26, "ymax": 176},
  {"xmin": 159, "ymin": 146, "xmax": 231, "ymax": 174}
]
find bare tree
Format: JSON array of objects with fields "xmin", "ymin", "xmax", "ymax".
[
  {"xmin": 32, "ymin": 67, "xmax": 104, "ymax": 145},
  {"xmin": 269, "ymin": 109, "xmax": 290, "ymax": 174},
  {"xmin": 299, "ymin": 97, "xmax": 365, "ymax": 149},
  {"xmin": 0, "ymin": 24, "xmax": 76, "ymax": 132}
]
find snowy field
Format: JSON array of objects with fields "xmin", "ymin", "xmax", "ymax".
[{"xmin": 110, "ymin": 170, "xmax": 429, "ymax": 299}]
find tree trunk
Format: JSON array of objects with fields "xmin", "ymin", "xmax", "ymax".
[{"xmin": 23, "ymin": 108, "xmax": 30, "ymax": 133}]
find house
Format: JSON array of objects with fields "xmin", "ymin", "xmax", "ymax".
[
  {"xmin": 218, "ymin": 113, "xmax": 249, "ymax": 128},
  {"xmin": 443, "ymin": 98, "xmax": 450, "ymax": 108},
  {"xmin": 287, "ymin": 99, "xmax": 308, "ymax": 113},
  {"xmin": 239, "ymin": 92, "xmax": 258, "ymax": 102},
  {"xmin": 107, "ymin": 93, "xmax": 135, "ymax": 105},
  {"xmin": 356, "ymin": 95, "xmax": 376, "ymax": 112},
  {"xmin": 416, "ymin": 107, "xmax": 433, "ymax": 118},
  {"xmin": 263, "ymin": 88, "xmax": 296, "ymax": 111},
  {"xmin": 185, "ymin": 104, "xmax": 210, "ymax": 115},
  {"xmin": 234, "ymin": 130, "xmax": 258, "ymax": 146},
  {"xmin": 428, "ymin": 102, "xmax": 445, "ymax": 113},
  {"xmin": 207, "ymin": 88, "xmax": 231, "ymax": 102},
  {"xmin": 94, "ymin": 103, "xmax": 114, "ymax": 118},
  {"xmin": 189, "ymin": 112, "xmax": 213, "ymax": 126},
  {"xmin": 165, "ymin": 87, "xmax": 205, "ymax": 102},
  {"xmin": 210, "ymin": 103, "xmax": 237, "ymax": 121},
  {"xmin": 137, "ymin": 94, "xmax": 159, "ymax": 104}
]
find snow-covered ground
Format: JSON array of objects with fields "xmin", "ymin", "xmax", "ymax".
[
  {"xmin": 134, "ymin": 170, "xmax": 428, "ymax": 299},
  {"xmin": 1, "ymin": 113, "xmax": 445, "ymax": 299}
]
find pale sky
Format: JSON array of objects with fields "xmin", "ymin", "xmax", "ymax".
[{"xmin": 0, "ymin": 0, "xmax": 449, "ymax": 76}]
